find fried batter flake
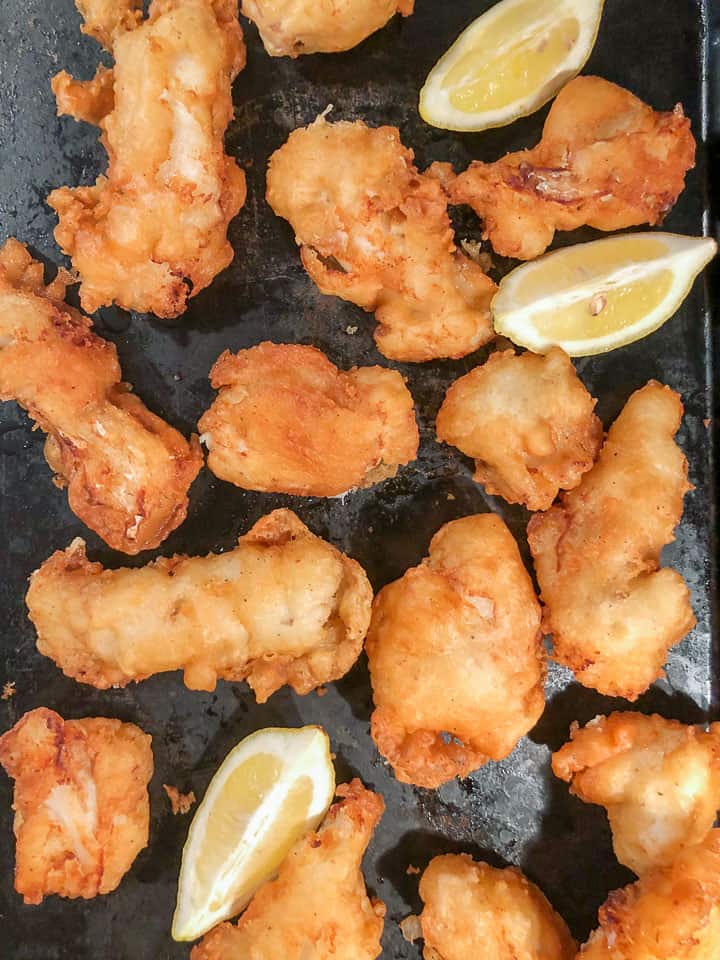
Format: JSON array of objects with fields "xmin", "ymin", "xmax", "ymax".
[
  {"xmin": 198, "ymin": 342, "xmax": 419, "ymax": 496},
  {"xmin": 447, "ymin": 76, "xmax": 696, "ymax": 260},
  {"xmin": 437, "ymin": 347, "xmax": 602, "ymax": 511},
  {"xmin": 0, "ymin": 707, "xmax": 152, "ymax": 904},
  {"xmin": 0, "ymin": 239, "xmax": 202, "ymax": 554},
  {"xmin": 48, "ymin": 0, "xmax": 247, "ymax": 317},
  {"xmin": 266, "ymin": 116, "xmax": 496, "ymax": 362},
  {"xmin": 528, "ymin": 381, "xmax": 694, "ymax": 700},
  {"xmin": 367, "ymin": 514, "xmax": 545, "ymax": 788}
]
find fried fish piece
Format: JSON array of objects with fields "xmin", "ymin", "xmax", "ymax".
[
  {"xmin": 198, "ymin": 342, "xmax": 419, "ymax": 496},
  {"xmin": 192, "ymin": 780, "xmax": 385, "ymax": 960},
  {"xmin": 528, "ymin": 382, "xmax": 694, "ymax": 700},
  {"xmin": 47, "ymin": 0, "xmax": 247, "ymax": 317},
  {"xmin": 242, "ymin": 0, "xmax": 413, "ymax": 57},
  {"xmin": 417, "ymin": 854, "xmax": 576, "ymax": 960},
  {"xmin": 266, "ymin": 116, "xmax": 496, "ymax": 362},
  {"xmin": 75, "ymin": 0, "xmax": 143, "ymax": 47},
  {"xmin": 0, "ymin": 239, "xmax": 202, "ymax": 554},
  {"xmin": 580, "ymin": 830, "xmax": 720, "ymax": 960},
  {"xmin": 366, "ymin": 514, "xmax": 545, "ymax": 788},
  {"xmin": 445, "ymin": 76, "xmax": 696, "ymax": 261},
  {"xmin": 0, "ymin": 707, "xmax": 152, "ymax": 905},
  {"xmin": 27, "ymin": 509, "xmax": 373, "ymax": 699},
  {"xmin": 436, "ymin": 348, "xmax": 602, "ymax": 511},
  {"xmin": 552, "ymin": 713, "xmax": 720, "ymax": 875}
]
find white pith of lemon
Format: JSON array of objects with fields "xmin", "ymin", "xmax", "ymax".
[
  {"xmin": 491, "ymin": 232, "xmax": 717, "ymax": 356},
  {"xmin": 172, "ymin": 725, "xmax": 335, "ymax": 941},
  {"xmin": 419, "ymin": 0, "xmax": 605, "ymax": 132}
]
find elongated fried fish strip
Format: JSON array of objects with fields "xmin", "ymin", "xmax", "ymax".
[
  {"xmin": 552, "ymin": 713, "xmax": 720, "ymax": 875},
  {"xmin": 198, "ymin": 342, "xmax": 419, "ymax": 496},
  {"xmin": 446, "ymin": 76, "xmax": 696, "ymax": 260},
  {"xmin": 367, "ymin": 514, "xmax": 545, "ymax": 788},
  {"xmin": 528, "ymin": 382, "xmax": 694, "ymax": 700},
  {"xmin": 242, "ymin": 0, "xmax": 413, "ymax": 57},
  {"xmin": 580, "ymin": 830, "xmax": 720, "ymax": 960},
  {"xmin": 266, "ymin": 116, "xmax": 496, "ymax": 362},
  {"xmin": 437, "ymin": 347, "xmax": 602, "ymax": 511},
  {"xmin": 0, "ymin": 707, "xmax": 152, "ymax": 905},
  {"xmin": 192, "ymin": 780, "xmax": 385, "ymax": 960},
  {"xmin": 27, "ymin": 509, "xmax": 373, "ymax": 699},
  {"xmin": 48, "ymin": 0, "xmax": 246, "ymax": 317},
  {"xmin": 0, "ymin": 239, "xmax": 202, "ymax": 554},
  {"xmin": 417, "ymin": 854, "xmax": 576, "ymax": 960}
]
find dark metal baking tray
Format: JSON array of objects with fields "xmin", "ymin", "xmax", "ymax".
[{"xmin": 0, "ymin": 0, "xmax": 717, "ymax": 956}]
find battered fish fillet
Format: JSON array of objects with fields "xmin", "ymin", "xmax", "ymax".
[
  {"xmin": 418, "ymin": 854, "xmax": 576, "ymax": 960},
  {"xmin": 445, "ymin": 76, "xmax": 696, "ymax": 260},
  {"xmin": 198, "ymin": 342, "xmax": 419, "ymax": 496},
  {"xmin": 242, "ymin": 0, "xmax": 413, "ymax": 57},
  {"xmin": 527, "ymin": 382, "xmax": 694, "ymax": 700},
  {"xmin": 0, "ymin": 239, "xmax": 202, "ymax": 554},
  {"xmin": 436, "ymin": 348, "xmax": 602, "ymax": 511},
  {"xmin": 26, "ymin": 509, "xmax": 373, "ymax": 699},
  {"xmin": 192, "ymin": 780, "xmax": 385, "ymax": 960},
  {"xmin": 552, "ymin": 713, "xmax": 720, "ymax": 876},
  {"xmin": 0, "ymin": 707, "xmax": 152, "ymax": 905},
  {"xmin": 366, "ymin": 514, "xmax": 545, "ymax": 789},
  {"xmin": 266, "ymin": 117, "xmax": 496, "ymax": 362},
  {"xmin": 580, "ymin": 829, "xmax": 720, "ymax": 960},
  {"xmin": 47, "ymin": 0, "xmax": 247, "ymax": 317}
]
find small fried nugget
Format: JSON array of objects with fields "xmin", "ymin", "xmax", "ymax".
[
  {"xmin": 48, "ymin": 0, "xmax": 247, "ymax": 317},
  {"xmin": 446, "ymin": 76, "xmax": 696, "ymax": 261},
  {"xmin": 0, "ymin": 707, "xmax": 152, "ymax": 905},
  {"xmin": 198, "ymin": 342, "xmax": 419, "ymax": 496},
  {"xmin": 418, "ymin": 854, "xmax": 576, "ymax": 960},
  {"xmin": 436, "ymin": 348, "xmax": 602, "ymax": 511},
  {"xmin": 580, "ymin": 830, "xmax": 720, "ymax": 960},
  {"xmin": 27, "ymin": 509, "xmax": 373, "ymax": 700},
  {"xmin": 266, "ymin": 116, "xmax": 496, "ymax": 362},
  {"xmin": 367, "ymin": 514, "xmax": 545, "ymax": 788},
  {"xmin": 242, "ymin": 0, "xmax": 413, "ymax": 57},
  {"xmin": 552, "ymin": 713, "xmax": 720, "ymax": 875},
  {"xmin": 0, "ymin": 239, "xmax": 202, "ymax": 554},
  {"xmin": 528, "ymin": 382, "xmax": 694, "ymax": 700},
  {"xmin": 192, "ymin": 780, "xmax": 385, "ymax": 960}
]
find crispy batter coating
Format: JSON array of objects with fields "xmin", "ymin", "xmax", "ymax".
[
  {"xmin": 580, "ymin": 830, "xmax": 720, "ymax": 960},
  {"xmin": 75, "ymin": 0, "xmax": 143, "ymax": 47},
  {"xmin": 418, "ymin": 854, "xmax": 576, "ymax": 960},
  {"xmin": 27, "ymin": 509, "xmax": 373, "ymax": 699},
  {"xmin": 436, "ymin": 348, "xmax": 602, "ymax": 511},
  {"xmin": 0, "ymin": 239, "xmax": 202, "ymax": 554},
  {"xmin": 192, "ymin": 780, "xmax": 385, "ymax": 960},
  {"xmin": 242, "ymin": 0, "xmax": 413, "ymax": 57},
  {"xmin": 552, "ymin": 713, "xmax": 720, "ymax": 876},
  {"xmin": 198, "ymin": 342, "xmax": 419, "ymax": 496},
  {"xmin": 266, "ymin": 116, "xmax": 496, "ymax": 362},
  {"xmin": 0, "ymin": 707, "xmax": 152, "ymax": 905},
  {"xmin": 528, "ymin": 382, "xmax": 694, "ymax": 700},
  {"xmin": 367, "ymin": 514, "xmax": 545, "ymax": 788},
  {"xmin": 47, "ymin": 0, "xmax": 247, "ymax": 317},
  {"xmin": 445, "ymin": 76, "xmax": 696, "ymax": 260}
]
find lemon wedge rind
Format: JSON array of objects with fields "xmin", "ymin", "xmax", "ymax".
[
  {"xmin": 172, "ymin": 725, "xmax": 335, "ymax": 942},
  {"xmin": 491, "ymin": 233, "xmax": 717, "ymax": 357}
]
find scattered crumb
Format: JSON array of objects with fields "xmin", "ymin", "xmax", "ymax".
[
  {"xmin": 173, "ymin": 373, "xmax": 182, "ymax": 382},
  {"xmin": 447, "ymin": 492, "xmax": 456, "ymax": 501},
  {"xmin": 163, "ymin": 784, "xmax": 196, "ymax": 815},
  {"xmin": 330, "ymin": 752, "xmax": 337, "ymax": 761},
  {"xmin": 345, "ymin": 325, "xmax": 358, "ymax": 335},
  {"xmin": 316, "ymin": 685, "xmax": 328, "ymax": 697},
  {"xmin": 406, "ymin": 864, "xmax": 420, "ymax": 875},
  {"xmin": 460, "ymin": 238, "xmax": 493, "ymax": 273},
  {"xmin": 368, "ymin": 525, "xmax": 374, "ymax": 534},
  {"xmin": 704, "ymin": 418, "xmax": 711, "ymax": 428},
  {"xmin": 1, "ymin": 681, "xmax": 16, "ymax": 700},
  {"xmin": 399, "ymin": 914, "xmax": 422, "ymax": 942}
]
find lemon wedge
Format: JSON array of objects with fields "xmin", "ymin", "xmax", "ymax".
[
  {"xmin": 491, "ymin": 232, "xmax": 717, "ymax": 356},
  {"xmin": 419, "ymin": 0, "xmax": 604, "ymax": 132},
  {"xmin": 172, "ymin": 726, "xmax": 335, "ymax": 941}
]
